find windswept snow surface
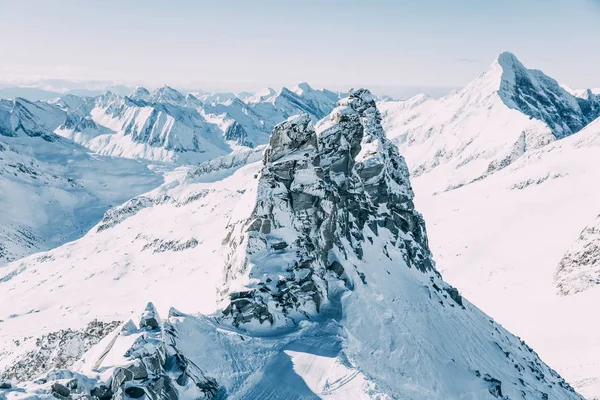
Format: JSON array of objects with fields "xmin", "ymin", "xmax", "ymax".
[
  {"xmin": 377, "ymin": 52, "xmax": 600, "ymax": 398},
  {"xmin": 0, "ymin": 90, "xmax": 582, "ymax": 399},
  {"xmin": 408, "ymin": 103, "xmax": 600, "ymax": 398}
]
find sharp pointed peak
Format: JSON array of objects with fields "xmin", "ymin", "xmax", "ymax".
[
  {"xmin": 293, "ymin": 82, "xmax": 313, "ymax": 92},
  {"xmin": 494, "ymin": 51, "xmax": 526, "ymax": 71}
]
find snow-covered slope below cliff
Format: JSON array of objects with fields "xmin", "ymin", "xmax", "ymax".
[
  {"xmin": 411, "ymin": 116, "xmax": 600, "ymax": 398},
  {"xmin": 0, "ymin": 90, "xmax": 582, "ymax": 399}
]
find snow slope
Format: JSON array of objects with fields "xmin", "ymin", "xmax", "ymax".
[
  {"xmin": 379, "ymin": 52, "xmax": 599, "ymax": 195},
  {"xmin": 0, "ymin": 90, "xmax": 582, "ymax": 399},
  {"xmin": 411, "ymin": 115, "xmax": 600, "ymax": 398}
]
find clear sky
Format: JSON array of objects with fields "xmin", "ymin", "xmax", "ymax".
[{"xmin": 1, "ymin": 0, "xmax": 599, "ymax": 93}]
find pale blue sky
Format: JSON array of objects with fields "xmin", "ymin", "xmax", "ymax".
[{"xmin": 0, "ymin": 0, "xmax": 599, "ymax": 92}]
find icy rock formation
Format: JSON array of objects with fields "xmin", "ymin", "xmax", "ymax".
[
  {"xmin": 0, "ymin": 320, "xmax": 121, "ymax": 382},
  {"xmin": 0, "ymin": 304, "xmax": 219, "ymax": 399},
  {"xmin": 555, "ymin": 215, "xmax": 600, "ymax": 295},
  {"xmin": 220, "ymin": 89, "xmax": 438, "ymax": 329}
]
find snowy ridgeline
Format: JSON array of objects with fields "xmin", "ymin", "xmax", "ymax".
[
  {"xmin": 377, "ymin": 54, "xmax": 600, "ymax": 397},
  {"xmin": 0, "ymin": 90, "xmax": 584, "ymax": 399}
]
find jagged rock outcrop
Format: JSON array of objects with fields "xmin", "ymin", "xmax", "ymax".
[
  {"xmin": 1, "ymin": 304, "xmax": 219, "ymax": 399},
  {"xmin": 555, "ymin": 215, "xmax": 600, "ymax": 295},
  {"xmin": 0, "ymin": 320, "xmax": 121, "ymax": 382},
  {"xmin": 0, "ymin": 88, "xmax": 586, "ymax": 399},
  {"xmin": 221, "ymin": 89, "xmax": 439, "ymax": 329}
]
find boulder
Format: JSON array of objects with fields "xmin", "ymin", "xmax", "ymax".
[
  {"xmin": 139, "ymin": 302, "xmax": 160, "ymax": 330},
  {"xmin": 51, "ymin": 382, "xmax": 71, "ymax": 399},
  {"xmin": 124, "ymin": 386, "xmax": 146, "ymax": 398}
]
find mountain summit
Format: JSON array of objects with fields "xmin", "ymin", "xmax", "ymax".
[
  {"xmin": 380, "ymin": 51, "xmax": 600, "ymax": 194},
  {"xmin": 494, "ymin": 52, "xmax": 596, "ymax": 138}
]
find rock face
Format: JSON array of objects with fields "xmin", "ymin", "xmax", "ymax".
[
  {"xmin": 0, "ymin": 320, "xmax": 121, "ymax": 382},
  {"xmin": 221, "ymin": 89, "xmax": 447, "ymax": 329},
  {"xmin": 555, "ymin": 215, "xmax": 600, "ymax": 295},
  {"xmin": 497, "ymin": 52, "xmax": 600, "ymax": 139},
  {"xmin": 0, "ymin": 305, "xmax": 219, "ymax": 400}
]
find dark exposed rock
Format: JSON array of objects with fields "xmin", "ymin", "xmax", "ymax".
[
  {"xmin": 220, "ymin": 89, "xmax": 436, "ymax": 328},
  {"xmin": 483, "ymin": 374, "xmax": 503, "ymax": 398},
  {"xmin": 271, "ymin": 242, "xmax": 288, "ymax": 251},
  {"xmin": 0, "ymin": 380, "xmax": 11, "ymax": 389},
  {"xmin": 111, "ymin": 367, "xmax": 134, "ymax": 394},
  {"xmin": 139, "ymin": 302, "xmax": 160, "ymax": 330},
  {"xmin": 124, "ymin": 385, "xmax": 146, "ymax": 398},
  {"xmin": 328, "ymin": 261, "xmax": 345, "ymax": 277},
  {"xmin": 51, "ymin": 382, "xmax": 71, "ymax": 399},
  {"xmin": 90, "ymin": 384, "xmax": 112, "ymax": 400},
  {"xmin": 126, "ymin": 360, "xmax": 148, "ymax": 380},
  {"xmin": 444, "ymin": 286, "xmax": 463, "ymax": 307},
  {"xmin": 65, "ymin": 379, "xmax": 78, "ymax": 390}
]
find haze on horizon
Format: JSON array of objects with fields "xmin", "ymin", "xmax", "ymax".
[{"xmin": 1, "ymin": 0, "xmax": 599, "ymax": 95}]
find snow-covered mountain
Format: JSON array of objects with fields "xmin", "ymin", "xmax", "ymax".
[
  {"xmin": 379, "ymin": 52, "xmax": 600, "ymax": 195},
  {"xmin": 0, "ymin": 90, "xmax": 582, "ymax": 399},
  {"xmin": 379, "ymin": 53, "xmax": 600, "ymax": 397},
  {"xmin": 0, "ymin": 98, "xmax": 162, "ymax": 265},
  {"xmin": 50, "ymin": 83, "xmax": 341, "ymax": 164}
]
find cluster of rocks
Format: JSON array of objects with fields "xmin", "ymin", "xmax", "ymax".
[
  {"xmin": 141, "ymin": 237, "xmax": 199, "ymax": 254},
  {"xmin": 0, "ymin": 320, "xmax": 121, "ymax": 383},
  {"xmin": 89, "ymin": 303, "xmax": 219, "ymax": 400},
  {"xmin": 221, "ymin": 89, "xmax": 443, "ymax": 328},
  {"xmin": 555, "ymin": 215, "xmax": 600, "ymax": 295},
  {"xmin": 0, "ymin": 303, "xmax": 220, "ymax": 399}
]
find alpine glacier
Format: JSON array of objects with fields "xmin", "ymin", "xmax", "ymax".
[{"xmin": 0, "ymin": 90, "xmax": 582, "ymax": 399}]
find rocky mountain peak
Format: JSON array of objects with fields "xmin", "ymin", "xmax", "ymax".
[
  {"xmin": 151, "ymin": 85, "xmax": 186, "ymax": 105},
  {"xmin": 131, "ymin": 86, "xmax": 151, "ymax": 101},
  {"xmin": 220, "ymin": 89, "xmax": 433, "ymax": 330},
  {"xmin": 495, "ymin": 51, "xmax": 526, "ymax": 72},
  {"xmin": 492, "ymin": 52, "xmax": 599, "ymax": 139},
  {"xmin": 292, "ymin": 82, "xmax": 314, "ymax": 95}
]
